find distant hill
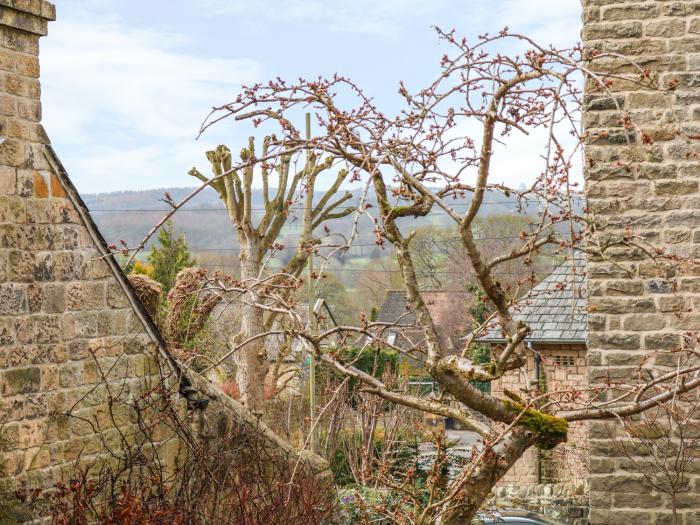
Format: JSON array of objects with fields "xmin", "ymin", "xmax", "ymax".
[
  {"xmin": 83, "ymin": 185, "xmax": 564, "ymax": 251},
  {"xmin": 84, "ymin": 185, "xmax": 581, "ymax": 296}
]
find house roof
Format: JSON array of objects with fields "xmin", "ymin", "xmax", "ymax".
[
  {"xmin": 478, "ymin": 251, "xmax": 587, "ymax": 344},
  {"xmin": 377, "ymin": 289, "xmax": 470, "ymax": 350},
  {"xmin": 378, "ymin": 290, "xmax": 416, "ymax": 325}
]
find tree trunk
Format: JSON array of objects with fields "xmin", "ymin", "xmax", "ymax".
[
  {"xmin": 236, "ymin": 238, "xmax": 268, "ymax": 415},
  {"xmin": 436, "ymin": 429, "xmax": 536, "ymax": 525}
]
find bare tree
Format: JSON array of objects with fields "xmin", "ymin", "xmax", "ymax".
[
  {"xmin": 126, "ymin": 28, "xmax": 700, "ymax": 523},
  {"xmin": 356, "ymin": 256, "xmax": 404, "ymax": 314},
  {"xmin": 409, "ymin": 226, "xmax": 454, "ymax": 289},
  {"xmin": 608, "ymin": 350, "xmax": 700, "ymax": 525},
  {"xmin": 187, "ymin": 138, "xmax": 355, "ymax": 413},
  {"xmin": 408, "ymin": 215, "xmax": 551, "ymax": 293}
]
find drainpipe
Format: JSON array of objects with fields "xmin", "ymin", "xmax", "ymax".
[{"xmin": 529, "ymin": 342, "xmax": 543, "ymax": 484}]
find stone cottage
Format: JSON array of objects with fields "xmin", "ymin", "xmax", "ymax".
[
  {"xmin": 0, "ymin": 2, "xmax": 327, "ymax": 520},
  {"xmin": 479, "ymin": 252, "xmax": 588, "ymax": 486}
]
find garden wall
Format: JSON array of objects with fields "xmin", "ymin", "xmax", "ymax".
[{"xmin": 0, "ymin": 2, "xmax": 329, "ymax": 521}]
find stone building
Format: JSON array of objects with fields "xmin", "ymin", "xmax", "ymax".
[
  {"xmin": 582, "ymin": 1, "xmax": 700, "ymax": 523},
  {"xmin": 0, "ymin": 2, "xmax": 327, "ymax": 520},
  {"xmin": 377, "ymin": 289, "xmax": 470, "ymax": 354},
  {"xmin": 480, "ymin": 252, "xmax": 588, "ymax": 486},
  {"xmin": 376, "ymin": 289, "xmax": 471, "ymax": 427}
]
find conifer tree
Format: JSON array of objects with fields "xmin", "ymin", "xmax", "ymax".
[{"xmin": 146, "ymin": 220, "xmax": 196, "ymax": 291}]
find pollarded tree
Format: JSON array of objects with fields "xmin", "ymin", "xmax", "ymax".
[{"xmin": 186, "ymin": 138, "xmax": 355, "ymax": 414}]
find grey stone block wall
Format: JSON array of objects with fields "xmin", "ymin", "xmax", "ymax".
[
  {"xmin": 489, "ymin": 483, "xmax": 589, "ymax": 525},
  {"xmin": 582, "ymin": 1, "xmax": 700, "ymax": 524}
]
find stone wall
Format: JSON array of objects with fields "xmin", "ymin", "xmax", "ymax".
[
  {"xmin": 487, "ymin": 483, "xmax": 589, "ymax": 525},
  {"xmin": 0, "ymin": 3, "xmax": 330, "ymax": 521},
  {"xmin": 582, "ymin": 1, "xmax": 700, "ymax": 523},
  {"xmin": 0, "ymin": 0, "xmax": 168, "ymax": 492},
  {"xmin": 493, "ymin": 344, "xmax": 588, "ymax": 486}
]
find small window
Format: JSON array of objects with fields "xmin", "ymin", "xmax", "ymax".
[
  {"xmin": 554, "ymin": 355, "xmax": 576, "ymax": 367},
  {"xmin": 386, "ymin": 332, "xmax": 397, "ymax": 345}
]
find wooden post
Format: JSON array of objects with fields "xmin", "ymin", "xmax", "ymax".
[{"xmin": 305, "ymin": 112, "xmax": 317, "ymax": 453}]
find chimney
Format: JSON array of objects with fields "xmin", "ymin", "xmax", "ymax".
[{"xmin": 0, "ymin": 0, "xmax": 55, "ymax": 187}]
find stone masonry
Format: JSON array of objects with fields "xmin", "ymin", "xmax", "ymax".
[
  {"xmin": 494, "ymin": 344, "xmax": 589, "ymax": 487},
  {"xmin": 8, "ymin": 0, "xmax": 700, "ymax": 522},
  {"xmin": 0, "ymin": 0, "xmax": 168, "ymax": 492},
  {"xmin": 583, "ymin": 1, "xmax": 700, "ymax": 524},
  {"xmin": 0, "ymin": 2, "xmax": 330, "ymax": 520},
  {"xmin": 487, "ymin": 483, "xmax": 589, "ymax": 525},
  {"xmin": 484, "ymin": 254, "xmax": 589, "ymax": 487}
]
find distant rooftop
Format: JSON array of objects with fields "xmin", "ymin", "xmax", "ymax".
[
  {"xmin": 478, "ymin": 251, "xmax": 587, "ymax": 344},
  {"xmin": 377, "ymin": 289, "xmax": 470, "ymax": 351}
]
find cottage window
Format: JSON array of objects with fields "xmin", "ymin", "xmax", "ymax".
[{"xmin": 553, "ymin": 355, "xmax": 576, "ymax": 367}]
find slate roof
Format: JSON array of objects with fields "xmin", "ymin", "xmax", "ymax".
[
  {"xmin": 478, "ymin": 251, "xmax": 587, "ymax": 344},
  {"xmin": 378, "ymin": 290, "xmax": 417, "ymax": 325},
  {"xmin": 377, "ymin": 290, "xmax": 470, "ymax": 351}
]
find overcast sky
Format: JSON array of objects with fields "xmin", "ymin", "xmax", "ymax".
[{"xmin": 42, "ymin": 0, "xmax": 582, "ymax": 194}]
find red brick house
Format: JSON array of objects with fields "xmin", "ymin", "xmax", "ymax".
[{"xmin": 377, "ymin": 289, "xmax": 470, "ymax": 355}]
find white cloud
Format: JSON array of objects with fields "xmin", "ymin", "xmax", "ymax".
[
  {"xmin": 40, "ymin": 0, "xmax": 583, "ymax": 193},
  {"xmin": 489, "ymin": 128, "xmax": 584, "ymax": 189},
  {"xmin": 201, "ymin": 0, "xmax": 448, "ymax": 37},
  {"xmin": 41, "ymin": 7, "xmax": 260, "ymax": 192},
  {"xmin": 488, "ymin": 0, "xmax": 581, "ymax": 47},
  {"xmin": 435, "ymin": 122, "xmax": 583, "ymax": 192}
]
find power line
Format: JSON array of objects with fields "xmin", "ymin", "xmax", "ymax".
[
  {"xmin": 88, "ymin": 198, "xmax": 584, "ymax": 213},
  {"xmin": 200, "ymin": 265, "xmax": 549, "ymax": 276},
  {"xmin": 186, "ymin": 235, "xmax": 572, "ymax": 251},
  {"xmin": 153, "ymin": 234, "xmax": 576, "ymax": 252}
]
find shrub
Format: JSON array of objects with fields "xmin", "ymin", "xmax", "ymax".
[{"xmin": 328, "ymin": 428, "xmax": 426, "ymax": 488}]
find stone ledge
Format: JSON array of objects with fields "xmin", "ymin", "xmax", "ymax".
[
  {"xmin": 0, "ymin": 0, "xmax": 55, "ymax": 20},
  {"xmin": 487, "ymin": 482, "xmax": 589, "ymax": 525},
  {"xmin": 0, "ymin": 1, "xmax": 55, "ymax": 37}
]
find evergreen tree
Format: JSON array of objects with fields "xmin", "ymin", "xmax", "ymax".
[{"xmin": 146, "ymin": 221, "xmax": 196, "ymax": 291}]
